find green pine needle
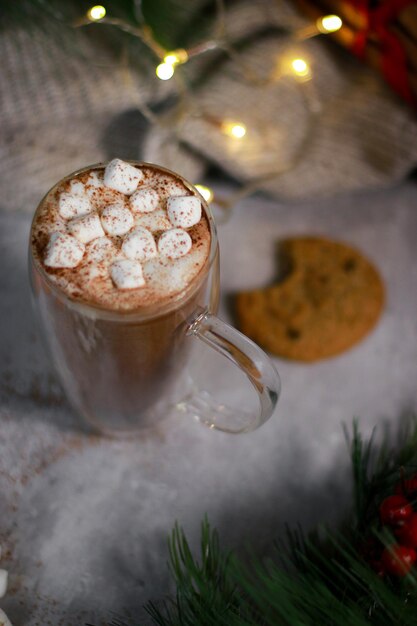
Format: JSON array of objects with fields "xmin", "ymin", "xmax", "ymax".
[
  {"xmin": 146, "ymin": 517, "xmax": 240, "ymax": 626},
  {"xmin": 145, "ymin": 417, "xmax": 417, "ymax": 626}
]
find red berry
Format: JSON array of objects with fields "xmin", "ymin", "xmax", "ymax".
[
  {"xmin": 381, "ymin": 545, "xmax": 416, "ymax": 576},
  {"xmin": 379, "ymin": 495, "xmax": 412, "ymax": 525},
  {"xmin": 395, "ymin": 513, "xmax": 417, "ymax": 547}
]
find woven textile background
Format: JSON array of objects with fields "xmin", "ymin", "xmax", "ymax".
[{"xmin": 2, "ymin": 0, "xmax": 417, "ymax": 212}]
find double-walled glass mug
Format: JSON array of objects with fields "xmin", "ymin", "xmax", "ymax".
[{"xmin": 29, "ymin": 162, "xmax": 281, "ymax": 436}]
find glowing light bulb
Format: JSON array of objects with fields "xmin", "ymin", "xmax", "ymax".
[
  {"xmin": 195, "ymin": 184, "xmax": 214, "ymax": 203},
  {"xmin": 230, "ymin": 124, "xmax": 246, "ymax": 139},
  {"xmin": 291, "ymin": 58, "xmax": 310, "ymax": 78},
  {"xmin": 317, "ymin": 14, "xmax": 343, "ymax": 33},
  {"xmin": 221, "ymin": 121, "xmax": 247, "ymax": 139},
  {"xmin": 164, "ymin": 54, "xmax": 179, "ymax": 65},
  {"xmin": 163, "ymin": 49, "xmax": 189, "ymax": 66},
  {"xmin": 156, "ymin": 63, "xmax": 175, "ymax": 80},
  {"xmin": 156, "ymin": 49, "xmax": 188, "ymax": 80},
  {"xmin": 87, "ymin": 5, "xmax": 106, "ymax": 20}
]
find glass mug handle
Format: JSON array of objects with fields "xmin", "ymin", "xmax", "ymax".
[{"xmin": 178, "ymin": 309, "xmax": 281, "ymax": 434}]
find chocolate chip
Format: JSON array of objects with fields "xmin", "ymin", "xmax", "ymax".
[
  {"xmin": 343, "ymin": 258, "xmax": 357, "ymax": 272},
  {"xmin": 287, "ymin": 328, "xmax": 301, "ymax": 340}
]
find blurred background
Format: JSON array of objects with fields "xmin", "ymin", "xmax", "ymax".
[{"xmin": 2, "ymin": 0, "xmax": 417, "ymax": 213}]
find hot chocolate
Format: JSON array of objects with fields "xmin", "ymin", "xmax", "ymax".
[
  {"xmin": 30, "ymin": 161, "xmax": 216, "ymax": 434},
  {"xmin": 31, "ymin": 159, "xmax": 211, "ymax": 312}
]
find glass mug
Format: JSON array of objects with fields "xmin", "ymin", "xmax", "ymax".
[{"xmin": 29, "ymin": 162, "xmax": 281, "ymax": 436}]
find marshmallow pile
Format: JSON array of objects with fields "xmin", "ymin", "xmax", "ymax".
[{"xmin": 44, "ymin": 159, "xmax": 202, "ymax": 290}]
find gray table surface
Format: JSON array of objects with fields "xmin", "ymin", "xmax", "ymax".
[{"xmin": 1, "ymin": 179, "xmax": 417, "ymax": 625}]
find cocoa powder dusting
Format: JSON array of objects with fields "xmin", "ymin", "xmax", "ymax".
[{"xmin": 31, "ymin": 164, "xmax": 212, "ymax": 311}]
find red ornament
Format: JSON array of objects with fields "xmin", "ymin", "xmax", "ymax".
[
  {"xmin": 379, "ymin": 495, "xmax": 412, "ymax": 525},
  {"xmin": 381, "ymin": 545, "xmax": 416, "ymax": 577},
  {"xmin": 395, "ymin": 513, "xmax": 417, "ymax": 548},
  {"xmin": 349, "ymin": 0, "xmax": 416, "ymax": 106}
]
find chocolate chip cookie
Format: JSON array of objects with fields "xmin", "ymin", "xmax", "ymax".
[{"xmin": 235, "ymin": 237, "xmax": 385, "ymax": 362}]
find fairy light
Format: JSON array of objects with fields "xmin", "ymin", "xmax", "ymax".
[
  {"xmin": 79, "ymin": 3, "xmax": 321, "ymax": 214},
  {"xmin": 156, "ymin": 63, "xmax": 175, "ymax": 80},
  {"xmin": 221, "ymin": 121, "xmax": 247, "ymax": 139},
  {"xmin": 164, "ymin": 54, "xmax": 179, "ymax": 65},
  {"xmin": 87, "ymin": 5, "xmax": 106, "ymax": 21},
  {"xmin": 291, "ymin": 58, "xmax": 311, "ymax": 79},
  {"xmin": 317, "ymin": 15, "xmax": 343, "ymax": 34},
  {"xmin": 156, "ymin": 49, "xmax": 189, "ymax": 81},
  {"xmin": 195, "ymin": 184, "xmax": 214, "ymax": 203},
  {"xmin": 163, "ymin": 49, "xmax": 189, "ymax": 66}
]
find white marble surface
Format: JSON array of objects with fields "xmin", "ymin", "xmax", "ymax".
[{"xmin": 1, "ymin": 180, "xmax": 417, "ymax": 625}]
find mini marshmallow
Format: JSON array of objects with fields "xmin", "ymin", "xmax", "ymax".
[
  {"xmin": 80, "ymin": 263, "xmax": 107, "ymax": 282},
  {"xmin": 101, "ymin": 204, "xmax": 134, "ymax": 236},
  {"xmin": 122, "ymin": 227, "xmax": 157, "ymax": 262},
  {"xmin": 67, "ymin": 212, "xmax": 105, "ymax": 244},
  {"xmin": 68, "ymin": 179, "xmax": 86, "ymax": 195},
  {"xmin": 91, "ymin": 188, "xmax": 126, "ymax": 210},
  {"xmin": 111, "ymin": 259, "xmax": 145, "ymax": 289},
  {"xmin": 167, "ymin": 195, "xmax": 201, "ymax": 229},
  {"xmin": 158, "ymin": 228, "xmax": 192, "ymax": 259},
  {"xmin": 130, "ymin": 187, "xmax": 160, "ymax": 213},
  {"xmin": 85, "ymin": 171, "xmax": 104, "ymax": 197},
  {"xmin": 103, "ymin": 159, "xmax": 143, "ymax": 195},
  {"xmin": 58, "ymin": 192, "xmax": 92, "ymax": 220},
  {"xmin": 135, "ymin": 209, "xmax": 172, "ymax": 233},
  {"xmin": 0, "ymin": 569, "xmax": 8, "ymax": 598},
  {"xmin": 86, "ymin": 236, "xmax": 116, "ymax": 262},
  {"xmin": 86, "ymin": 171, "xmax": 103, "ymax": 188},
  {"xmin": 0, "ymin": 608, "xmax": 13, "ymax": 626},
  {"xmin": 44, "ymin": 232, "xmax": 85, "ymax": 268},
  {"xmin": 158, "ymin": 180, "xmax": 187, "ymax": 199}
]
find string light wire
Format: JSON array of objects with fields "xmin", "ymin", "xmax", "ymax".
[{"xmin": 79, "ymin": 2, "xmax": 338, "ymax": 217}]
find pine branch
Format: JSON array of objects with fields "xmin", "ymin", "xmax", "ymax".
[
  {"xmin": 347, "ymin": 415, "xmax": 417, "ymax": 531},
  {"xmin": 146, "ymin": 517, "xmax": 242, "ymax": 626},
  {"xmin": 144, "ymin": 417, "xmax": 417, "ymax": 626}
]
